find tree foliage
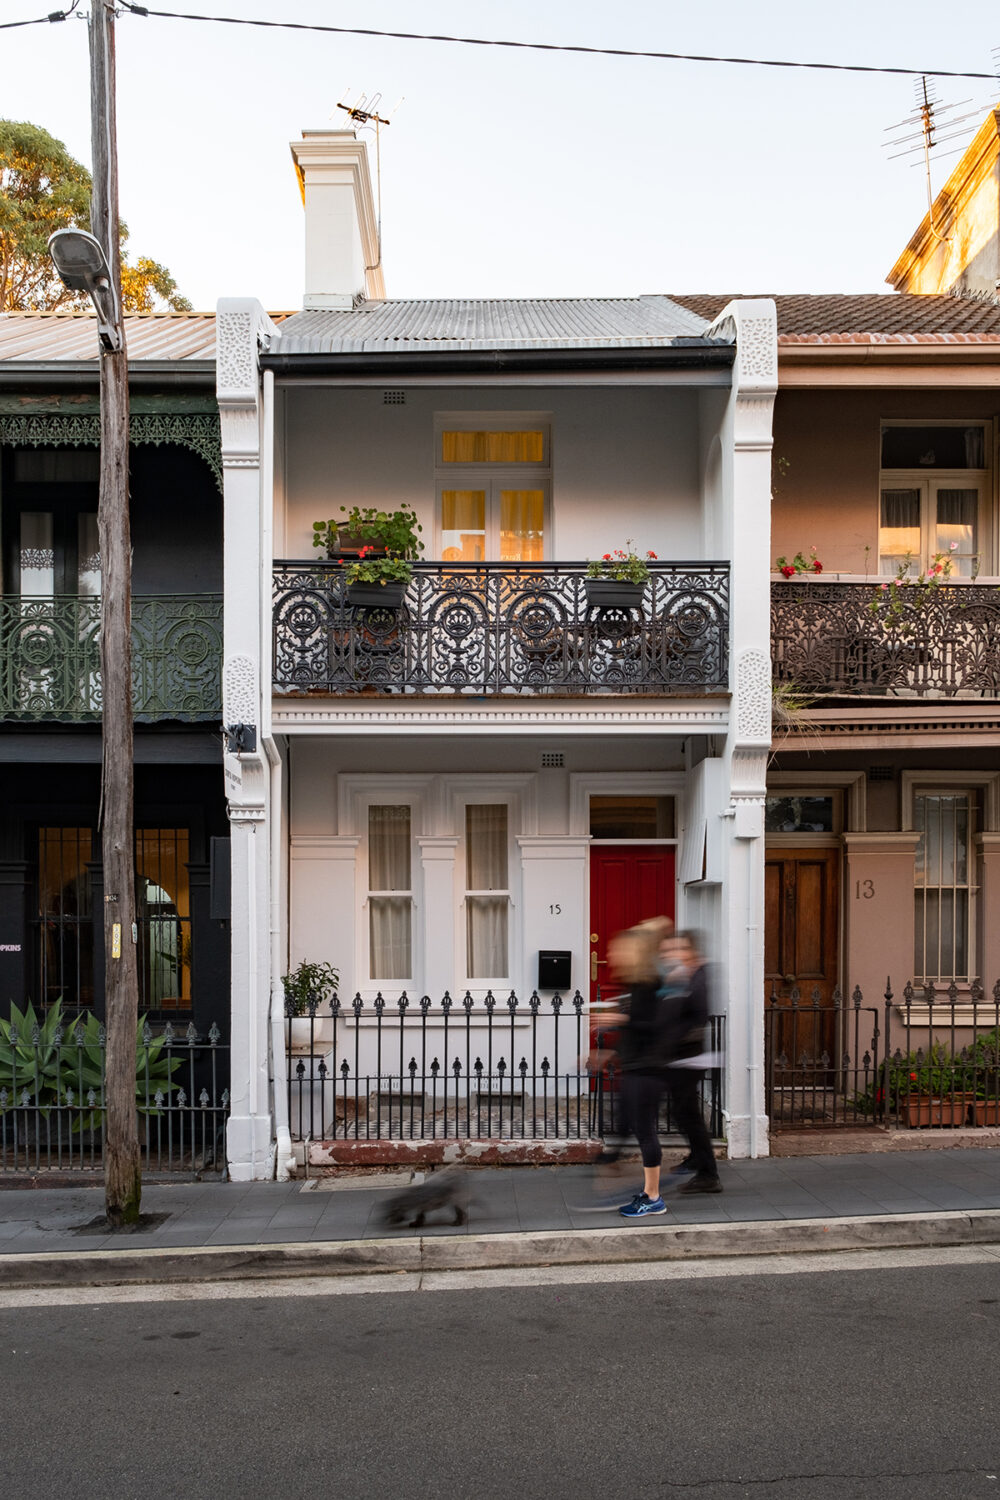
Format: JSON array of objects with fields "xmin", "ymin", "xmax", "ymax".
[{"xmin": 0, "ymin": 120, "xmax": 192, "ymax": 313}]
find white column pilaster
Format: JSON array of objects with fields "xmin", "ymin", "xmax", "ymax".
[
  {"xmin": 707, "ymin": 299, "xmax": 777, "ymax": 1160},
  {"xmin": 217, "ymin": 298, "xmax": 278, "ymax": 1181},
  {"xmin": 418, "ymin": 838, "xmax": 459, "ymax": 998}
]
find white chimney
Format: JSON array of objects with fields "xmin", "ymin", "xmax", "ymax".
[{"xmin": 290, "ymin": 130, "xmax": 386, "ymax": 311}]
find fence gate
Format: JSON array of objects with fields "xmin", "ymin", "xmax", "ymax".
[{"xmin": 765, "ymin": 986, "xmax": 881, "ymax": 1129}]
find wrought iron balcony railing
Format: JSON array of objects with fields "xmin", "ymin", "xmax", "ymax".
[
  {"xmin": 771, "ymin": 581, "xmax": 1000, "ymax": 699},
  {"xmin": 0, "ymin": 594, "xmax": 223, "ymax": 722},
  {"xmin": 272, "ymin": 560, "xmax": 730, "ymax": 697}
]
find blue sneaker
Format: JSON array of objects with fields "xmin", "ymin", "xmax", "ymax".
[{"xmin": 619, "ymin": 1193, "xmax": 666, "ymax": 1219}]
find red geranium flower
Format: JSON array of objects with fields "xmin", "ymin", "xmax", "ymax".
[
  {"xmin": 780, "ymin": 564, "xmax": 796, "ymax": 578},
  {"xmin": 812, "ymin": 560, "xmax": 823, "ymax": 573}
]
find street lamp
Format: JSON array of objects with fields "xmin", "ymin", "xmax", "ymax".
[{"xmin": 47, "ymin": 228, "xmax": 122, "ymax": 351}]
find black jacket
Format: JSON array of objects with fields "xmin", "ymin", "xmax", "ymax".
[
  {"xmin": 660, "ymin": 964, "xmax": 709, "ymax": 1065},
  {"xmin": 616, "ymin": 982, "xmax": 670, "ymax": 1074}
]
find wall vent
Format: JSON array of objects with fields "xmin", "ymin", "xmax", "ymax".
[
  {"xmin": 541, "ymin": 752, "xmax": 565, "ymax": 768},
  {"xmin": 382, "ymin": 390, "xmax": 406, "ymax": 405},
  {"xmin": 868, "ymin": 766, "xmax": 895, "ymax": 782}
]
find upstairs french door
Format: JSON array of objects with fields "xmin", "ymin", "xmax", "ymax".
[{"xmin": 439, "ymin": 480, "xmax": 547, "ymax": 563}]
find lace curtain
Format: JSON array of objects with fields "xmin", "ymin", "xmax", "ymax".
[
  {"xmin": 466, "ymin": 805, "xmax": 508, "ymax": 978},
  {"xmin": 369, "ymin": 806, "xmax": 412, "ymax": 980}
]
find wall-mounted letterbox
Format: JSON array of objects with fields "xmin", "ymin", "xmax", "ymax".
[{"xmin": 538, "ymin": 950, "xmax": 572, "ymax": 991}]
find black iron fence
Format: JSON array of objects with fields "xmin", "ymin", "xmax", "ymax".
[
  {"xmin": 285, "ymin": 992, "xmax": 725, "ymax": 1144},
  {"xmin": 0, "ymin": 1018, "xmax": 229, "ymax": 1176},
  {"xmin": 766, "ymin": 980, "xmax": 1000, "ymax": 1129},
  {"xmin": 272, "ymin": 560, "xmax": 730, "ymax": 697},
  {"xmin": 771, "ymin": 580, "xmax": 1000, "ymax": 699}
]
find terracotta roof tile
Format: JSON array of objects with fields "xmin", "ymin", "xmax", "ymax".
[{"xmin": 670, "ymin": 293, "xmax": 1000, "ymax": 339}]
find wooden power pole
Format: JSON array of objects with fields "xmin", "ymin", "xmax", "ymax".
[{"xmin": 90, "ymin": 0, "xmax": 141, "ymax": 1225}]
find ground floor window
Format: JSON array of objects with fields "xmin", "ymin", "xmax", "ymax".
[
  {"xmin": 368, "ymin": 805, "xmax": 412, "ymax": 981},
  {"xmin": 34, "ymin": 824, "xmax": 194, "ymax": 1014},
  {"xmin": 465, "ymin": 804, "xmax": 509, "ymax": 978},
  {"xmin": 913, "ymin": 791, "xmax": 976, "ymax": 984},
  {"xmin": 36, "ymin": 826, "xmax": 94, "ymax": 1011},
  {"xmin": 589, "ymin": 795, "xmax": 675, "ymax": 839},
  {"xmin": 135, "ymin": 828, "xmax": 191, "ymax": 1011}
]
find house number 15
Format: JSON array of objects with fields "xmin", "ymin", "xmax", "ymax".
[
  {"xmin": 549, "ymin": 904, "xmax": 562, "ymax": 915},
  {"xmin": 855, "ymin": 880, "xmax": 875, "ymax": 900}
]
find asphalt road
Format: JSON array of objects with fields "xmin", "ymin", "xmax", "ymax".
[{"xmin": 1, "ymin": 1255, "xmax": 998, "ymax": 1499}]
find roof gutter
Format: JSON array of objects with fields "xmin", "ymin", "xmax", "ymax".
[{"xmin": 258, "ymin": 344, "xmax": 735, "ymax": 378}]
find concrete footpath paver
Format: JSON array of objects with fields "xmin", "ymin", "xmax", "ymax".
[{"xmin": 0, "ymin": 1147, "xmax": 998, "ymax": 1287}]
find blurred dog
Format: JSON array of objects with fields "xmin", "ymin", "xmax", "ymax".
[{"xmin": 378, "ymin": 1167, "xmax": 470, "ymax": 1228}]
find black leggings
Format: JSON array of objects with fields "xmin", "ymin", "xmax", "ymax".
[
  {"xmin": 619, "ymin": 1072, "xmax": 665, "ymax": 1169},
  {"xmin": 665, "ymin": 1069, "xmax": 716, "ymax": 1175}
]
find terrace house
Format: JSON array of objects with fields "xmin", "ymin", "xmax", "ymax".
[{"xmin": 219, "ymin": 129, "xmax": 778, "ymax": 1180}]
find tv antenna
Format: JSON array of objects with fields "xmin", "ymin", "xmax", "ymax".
[
  {"xmin": 884, "ymin": 76, "xmax": 983, "ymax": 244},
  {"xmin": 334, "ymin": 91, "xmax": 403, "ymax": 267}
]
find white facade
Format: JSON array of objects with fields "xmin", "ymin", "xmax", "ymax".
[{"xmin": 218, "ymin": 135, "xmax": 776, "ymax": 1180}]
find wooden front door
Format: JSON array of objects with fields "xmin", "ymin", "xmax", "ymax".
[
  {"xmin": 765, "ymin": 848, "xmax": 840, "ymax": 1065},
  {"xmin": 589, "ymin": 845, "xmax": 675, "ymax": 1007}
]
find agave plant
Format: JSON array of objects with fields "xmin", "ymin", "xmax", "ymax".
[{"xmin": 0, "ymin": 1000, "xmax": 181, "ymax": 1132}]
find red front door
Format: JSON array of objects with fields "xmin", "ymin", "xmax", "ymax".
[{"xmin": 589, "ymin": 844, "xmax": 675, "ymax": 1009}]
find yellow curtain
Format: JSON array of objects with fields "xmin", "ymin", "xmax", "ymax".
[
  {"xmin": 441, "ymin": 489, "xmax": 486, "ymax": 562},
  {"xmin": 500, "ymin": 490, "xmax": 545, "ymax": 561},
  {"xmin": 442, "ymin": 430, "xmax": 544, "ymax": 464}
]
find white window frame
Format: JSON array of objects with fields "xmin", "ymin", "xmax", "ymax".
[
  {"xmin": 366, "ymin": 804, "xmax": 415, "ymax": 985},
  {"xmin": 447, "ymin": 776, "xmax": 534, "ymax": 992},
  {"xmin": 902, "ymin": 771, "xmax": 1000, "ymax": 991},
  {"xmin": 462, "ymin": 802, "xmax": 513, "ymax": 985},
  {"xmin": 878, "ymin": 419, "xmax": 991, "ymax": 578},
  {"xmin": 340, "ymin": 776, "xmax": 433, "ymax": 995},
  {"xmin": 434, "ymin": 411, "xmax": 552, "ymax": 562}
]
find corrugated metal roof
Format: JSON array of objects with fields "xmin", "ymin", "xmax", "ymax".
[
  {"xmin": 0, "ymin": 311, "xmax": 291, "ymax": 364},
  {"xmin": 0, "ymin": 311, "xmax": 218, "ymax": 362},
  {"xmin": 266, "ymin": 295, "xmax": 715, "ymax": 354},
  {"xmin": 670, "ymin": 292, "xmax": 1000, "ymax": 338}
]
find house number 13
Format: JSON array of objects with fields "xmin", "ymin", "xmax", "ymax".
[{"xmin": 855, "ymin": 880, "xmax": 875, "ymax": 900}]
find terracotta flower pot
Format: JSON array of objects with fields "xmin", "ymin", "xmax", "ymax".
[{"xmin": 903, "ymin": 1094, "xmax": 973, "ymax": 1128}]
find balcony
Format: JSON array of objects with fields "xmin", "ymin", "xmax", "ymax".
[
  {"xmin": 0, "ymin": 594, "xmax": 223, "ymax": 722},
  {"xmin": 272, "ymin": 560, "xmax": 729, "ymax": 697},
  {"xmin": 771, "ymin": 581, "xmax": 1000, "ymax": 699}
]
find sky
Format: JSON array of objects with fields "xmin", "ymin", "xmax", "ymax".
[{"xmin": 4, "ymin": 0, "xmax": 1000, "ymax": 311}]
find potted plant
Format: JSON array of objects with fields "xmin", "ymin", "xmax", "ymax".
[
  {"xmin": 969, "ymin": 1025, "xmax": 1000, "ymax": 1125},
  {"xmin": 585, "ymin": 541, "xmax": 656, "ymax": 609},
  {"xmin": 888, "ymin": 1044, "xmax": 974, "ymax": 1128},
  {"xmin": 315, "ymin": 505, "xmax": 423, "ymax": 608},
  {"xmin": 281, "ymin": 959, "xmax": 340, "ymax": 1049},
  {"xmin": 774, "ymin": 546, "xmax": 823, "ymax": 578},
  {"xmin": 867, "ymin": 545, "xmax": 958, "ymax": 634},
  {"xmin": 312, "ymin": 518, "xmax": 369, "ymax": 558}
]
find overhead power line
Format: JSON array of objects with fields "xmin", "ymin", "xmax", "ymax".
[
  {"xmin": 0, "ymin": 1, "xmax": 79, "ymax": 30},
  {"xmin": 114, "ymin": 5, "xmax": 1000, "ymax": 82}
]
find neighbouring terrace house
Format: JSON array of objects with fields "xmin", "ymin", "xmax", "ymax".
[
  {"xmin": 671, "ymin": 277, "xmax": 1000, "ymax": 1130},
  {"xmin": 0, "ymin": 311, "xmax": 232, "ymax": 1110},
  {"xmin": 218, "ymin": 129, "xmax": 778, "ymax": 1180}
]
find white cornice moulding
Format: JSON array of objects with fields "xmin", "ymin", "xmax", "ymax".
[{"xmin": 271, "ymin": 703, "xmax": 730, "ymax": 735}]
